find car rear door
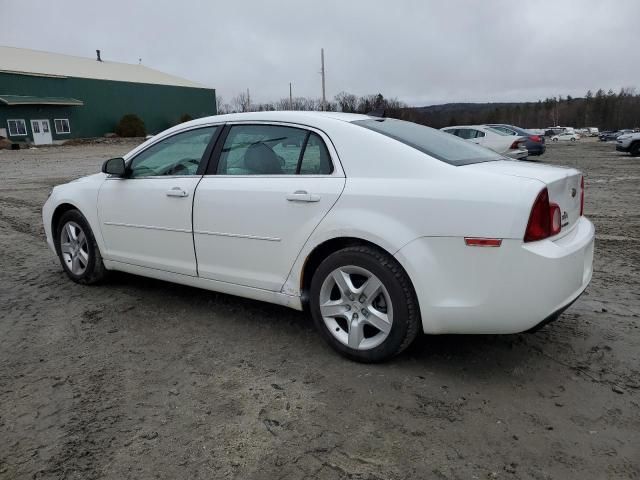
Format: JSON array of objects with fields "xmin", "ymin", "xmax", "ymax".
[
  {"xmin": 97, "ymin": 126, "xmax": 219, "ymax": 276},
  {"xmin": 193, "ymin": 123, "xmax": 345, "ymax": 291}
]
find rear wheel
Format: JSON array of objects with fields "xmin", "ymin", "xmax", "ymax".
[
  {"xmin": 553, "ymin": 138, "xmax": 558, "ymax": 142},
  {"xmin": 630, "ymin": 142, "xmax": 640, "ymax": 157},
  {"xmin": 309, "ymin": 246, "xmax": 420, "ymax": 362},
  {"xmin": 570, "ymin": 138, "xmax": 576, "ymax": 142},
  {"xmin": 56, "ymin": 209, "xmax": 106, "ymax": 284}
]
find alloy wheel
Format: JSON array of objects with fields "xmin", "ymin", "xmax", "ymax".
[
  {"xmin": 319, "ymin": 265, "xmax": 393, "ymax": 350},
  {"xmin": 60, "ymin": 221, "xmax": 89, "ymax": 275}
]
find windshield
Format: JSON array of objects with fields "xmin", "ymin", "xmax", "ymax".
[{"xmin": 352, "ymin": 118, "xmax": 503, "ymax": 166}]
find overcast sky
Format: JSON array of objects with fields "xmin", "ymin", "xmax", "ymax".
[{"xmin": 1, "ymin": 0, "xmax": 638, "ymax": 106}]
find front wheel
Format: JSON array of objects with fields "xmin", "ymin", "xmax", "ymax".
[
  {"xmin": 553, "ymin": 138, "xmax": 558, "ymax": 142},
  {"xmin": 309, "ymin": 246, "xmax": 420, "ymax": 362},
  {"xmin": 55, "ymin": 209, "xmax": 106, "ymax": 284},
  {"xmin": 570, "ymin": 138, "xmax": 576, "ymax": 142},
  {"xmin": 630, "ymin": 143, "xmax": 640, "ymax": 157}
]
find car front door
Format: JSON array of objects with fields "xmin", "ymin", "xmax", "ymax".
[
  {"xmin": 97, "ymin": 125, "xmax": 219, "ymax": 276},
  {"xmin": 193, "ymin": 123, "xmax": 345, "ymax": 291}
]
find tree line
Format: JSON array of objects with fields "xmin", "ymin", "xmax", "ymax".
[{"xmin": 216, "ymin": 87, "xmax": 640, "ymax": 131}]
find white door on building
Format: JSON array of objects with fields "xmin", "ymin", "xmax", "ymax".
[{"xmin": 30, "ymin": 119, "xmax": 53, "ymax": 145}]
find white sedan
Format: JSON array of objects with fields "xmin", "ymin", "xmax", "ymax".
[
  {"xmin": 552, "ymin": 132, "xmax": 580, "ymax": 142},
  {"xmin": 441, "ymin": 125, "xmax": 529, "ymax": 159},
  {"xmin": 43, "ymin": 112, "xmax": 595, "ymax": 362}
]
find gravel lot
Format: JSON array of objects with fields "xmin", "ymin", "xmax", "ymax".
[{"xmin": 1, "ymin": 138, "xmax": 638, "ymax": 479}]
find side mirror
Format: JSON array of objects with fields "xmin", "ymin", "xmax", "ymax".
[{"xmin": 102, "ymin": 157, "xmax": 126, "ymax": 176}]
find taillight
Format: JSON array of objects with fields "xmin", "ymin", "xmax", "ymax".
[
  {"xmin": 509, "ymin": 140, "xmax": 521, "ymax": 149},
  {"xmin": 580, "ymin": 176, "xmax": 584, "ymax": 216},
  {"xmin": 524, "ymin": 188, "xmax": 562, "ymax": 242},
  {"xmin": 550, "ymin": 203, "xmax": 561, "ymax": 235},
  {"xmin": 529, "ymin": 135, "xmax": 542, "ymax": 143}
]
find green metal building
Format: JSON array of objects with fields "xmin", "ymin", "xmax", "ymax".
[{"xmin": 0, "ymin": 46, "xmax": 216, "ymax": 145}]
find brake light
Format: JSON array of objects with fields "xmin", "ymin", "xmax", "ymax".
[
  {"xmin": 580, "ymin": 176, "xmax": 584, "ymax": 216},
  {"xmin": 524, "ymin": 188, "xmax": 562, "ymax": 242},
  {"xmin": 509, "ymin": 140, "xmax": 521, "ymax": 149},
  {"xmin": 529, "ymin": 135, "xmax": 542, "ymax": 143}
]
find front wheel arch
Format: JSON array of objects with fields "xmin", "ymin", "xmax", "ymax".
[{"xmin": 51, "ymin": 203, "xmax": 80, "ymax": 240}]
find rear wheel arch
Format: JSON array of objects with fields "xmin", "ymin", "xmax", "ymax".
[{"xmin": 300, "ymin": 237, "xmax": 419, "ymax": 311}]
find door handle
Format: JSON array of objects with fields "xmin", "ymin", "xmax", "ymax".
[
  {"xmin": 166, "ymin": 187, "xmax": 189, "ymax": 197},
  {"xmin": 286, "ymin": 190, "xmax": 321, "ymax": 203}
]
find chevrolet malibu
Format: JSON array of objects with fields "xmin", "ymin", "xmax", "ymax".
[{"xmin": 43, "ymin": 112, "xmax": 595, "ymax": 362}]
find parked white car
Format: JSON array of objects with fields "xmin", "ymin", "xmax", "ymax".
[
  {"xmin": 43, "ymin": 112, "xmax": 594, "ymax": 362},
  {"xmin": 441, "ymin": 125, "xmax": 528, "ymax": 159},
  {"xmin": 552, "ymin": 132, "xmax": 580, "ymax": 142}
]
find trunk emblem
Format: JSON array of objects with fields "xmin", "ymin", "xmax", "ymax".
[{"xmin": 570, "ymin": 188, "xmax": 577, "ymax": 197}]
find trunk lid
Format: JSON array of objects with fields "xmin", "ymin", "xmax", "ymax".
[{"xmin": 464, "ymin": 160, "xmax": 583, "ymax": 237}]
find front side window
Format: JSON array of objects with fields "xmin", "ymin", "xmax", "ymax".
[
  {"xmin": 54, "ymin": 119, "xmax": 70, "ymax": 134},
  {"xmin": 128, "ymin": 126, "xmax": 217, "ymax": 178},
  {"xmin": 217, "ymin": 125, "xmax": 332, "ymax": 175},
  {"xmin": 353, "ymin": 118, "xmax": 502, "ymax": 166},
  {"xmin": 7, "ymin": 119, "xmax": 27, "ymax": 136}
]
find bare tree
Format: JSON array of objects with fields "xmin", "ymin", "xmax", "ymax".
[
  {"xmin": 335, "ymin": 91, "xmax": 358, "ymax": 112},
  {"xmin": 231, "ymin": 92, "xmax": 251, "ymax": 113}
]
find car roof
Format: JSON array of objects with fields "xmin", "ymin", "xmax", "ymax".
[
  {"xmin": 443, "ymin": 125, "xmax": 490, "ymax": 129},
  {"xmin": 183, "ymin": 111, "xmax": 373, "ymax": 127}
]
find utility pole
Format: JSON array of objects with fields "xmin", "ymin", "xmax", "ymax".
[
  {"xmin": 320, "ymin": 48, "xmax": 326, "ymax": 111},
  {"xmin": 289, "ymin": 82, "xmax": 293, "ymax": 110}
]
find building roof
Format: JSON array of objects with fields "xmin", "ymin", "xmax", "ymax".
[
  {"xmin": 0, "ymin": 95, "xmax": 84, "ymax": 106},
  {"xmin": 0, "ymin": 46, "xmax": 207, "ymax": 89}
]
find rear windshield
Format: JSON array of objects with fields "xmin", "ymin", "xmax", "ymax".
[{"xmin": 352, "ymin": 118, "xmax": 503, "ymax": 166}]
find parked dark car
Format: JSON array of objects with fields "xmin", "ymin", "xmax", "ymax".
[
  {"xmin": 600, "ymin": 130, "xmax": 633, "ymax": 141},
  {"xmin": 487, "ymin": 124, "xmax": 546, "ymax": 157}
]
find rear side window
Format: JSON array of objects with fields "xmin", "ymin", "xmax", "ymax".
[
  {"xmin": 217, "ymin": 125, "xmax": 333, "ymax": 175},
  {"xmin": 354, "ymin": 118, "xmax": 502, "ymax": 166},
  {"xmin": 456, "ymin": 128, "xmax": 476, "ymax": 140},
  {"xmin": 299, "ymin": 132, "xmax": 332, "ymax": 174}
]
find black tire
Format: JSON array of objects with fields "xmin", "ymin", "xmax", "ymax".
[
  {"xmin": 309, "ymin": 245, "xmax": 420, "ymax": 363},
  {"xmin": 630, "ymin": 142, "xmax": 640, "ymax": 157},
  {"xmin": 55, "ymin": 209, "xmax": 107, "ymax": 284}
]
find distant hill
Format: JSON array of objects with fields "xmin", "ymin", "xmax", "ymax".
[
  {"xmin": 396, "ymin": 88, "xmax": 640, "ymax": 130},
  {"xmin": 415, "ymin": 102, "xmax": 533, "ymax": 115},
  {"xmin": 400, "ymin": 99, "xmax": 588, "ymax": 129}
]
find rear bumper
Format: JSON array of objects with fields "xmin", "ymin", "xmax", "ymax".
[
  {"xmin": 395, "ymin": 217, "xmax": 595, "ymax": 334},
  {"xmin": 525, "ymin": 293, "xmax": 581, "ymax": 332},
  {"xmin": 505, "ymin": 149, "xmax": 529, "ymax": 160},
  {"xmin": 526, "ymin": 143, "xmax": 546, "ymax": 156}
]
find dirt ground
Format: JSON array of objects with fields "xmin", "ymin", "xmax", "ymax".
[{"xmin": 0, "ymin": 138, "xmax": 638, "ymax": 480}]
